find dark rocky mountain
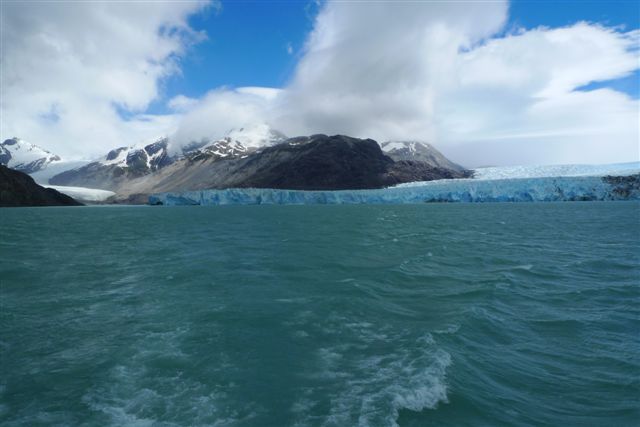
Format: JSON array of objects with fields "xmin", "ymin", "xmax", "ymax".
[
  {"xmin": 115, "ymin": 134, "xmax": 470, "ymax": 201},
  {"xmin": 0, "ymin": 137, "xmax": 62, "ymax": 174},
  {"xmin": 380, "ymin": 141, "xmax": 466, "ymax": 172},
  {"xmin": 0, "ymin": 165, "xmax": 82, "ymax": 207},
  {"xmin": 50, "ymin": 138, "xmax": 173, "ymax": 190}
]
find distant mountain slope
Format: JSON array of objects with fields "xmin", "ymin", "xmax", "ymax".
[
  {"xmin": 49, "ymin": 137, "xmax": 173, "ymax": 190},
  {"xmin": 50, "ymin": 126, "xmax": 288, "ymax": 191},
  {"xmin": 116, "ymin": 134, "xmax": 470, "ymax": 201},
  {"xmin": 0, "ymin": 138, "xmax": 62, "ymax": 174},
  {"xmin": 0, "ymin": 165, "xmax": 82, "ymax": 207},
  {"xmin": 380, "ymin": 141, "xmax": 466, "ymax": 172}
]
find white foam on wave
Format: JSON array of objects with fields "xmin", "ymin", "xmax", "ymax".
[
  {"xmin": 290, "ymin": 316, "xmax": 451, "ymax": 427},
  {"xmin": 81, "ymin": 325, "xmax": 257, "ymax": 427}
]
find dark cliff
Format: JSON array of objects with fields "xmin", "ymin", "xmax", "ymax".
[{"xmin": 0, "ymin": 165, "xmax": 82, "ymax": 207}]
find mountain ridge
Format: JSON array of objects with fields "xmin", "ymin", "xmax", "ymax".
[
  {"xmin": 112, "ymin": 134, "xmax": 470, "ymax": 203},
  {"xmin": 4, "ymin": 128, "xmax": 468, "ymax": 203}
]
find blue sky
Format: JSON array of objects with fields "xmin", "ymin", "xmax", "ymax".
[
  {"xmin": 155, "ymin": 0, "xmax": 639, "ymax": 113},
  {"xmin": 154, "ymin": 1, "xmax": 320, "ymax": 112}
]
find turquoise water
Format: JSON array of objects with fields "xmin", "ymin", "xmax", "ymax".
[{"xmin": 1, "ymin": 202, "xmax": 639, "ymax": 426}]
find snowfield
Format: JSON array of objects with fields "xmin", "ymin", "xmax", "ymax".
[
  {"xmin": 394, "ymin": 162, "xmax": 640, "ymax": 188},
  {"xmin": 472, "ymin": 162, "xmax": 640, "ymax": 181}
]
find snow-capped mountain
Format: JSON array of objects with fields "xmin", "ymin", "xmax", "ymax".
[
  {"xmin": 0, "ymin": 137, "xmax": 62, "ymax": 174},
  {"xmin": 100, "ymin": 137, "xmax": 173, "ymax": 172},
  {"xmin": 48, "ymin": 126, "xmax": 286, "ymax": 190},
  {"xmin": 181, "ymin": 125, "xmax": 287, "ymax": 162},
  {"xmin": 49, "ymin": 137, "xmax": 174, "ymax": 190},
  {"xmin": 48, "ymin": 128, "xmax": 469, "ymax": 198},
  {"xmin": 380, "ymin": 141, "xmax": 466, "ymax": 172},
  {"xmin": 186, "ymin": 138, "xmax": 252, "ymax": 162},
  {"xmin": 182, "ymin": 125, "xmax": 287, "ymax": 159},
  {"xmin": 115, "ymin": 134, "xmax": 470, "ymax": 202}
]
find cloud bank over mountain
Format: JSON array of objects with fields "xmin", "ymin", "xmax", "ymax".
[{"xmin": 2, "ymin": 0, "xmax": 638, "ymax": 166}]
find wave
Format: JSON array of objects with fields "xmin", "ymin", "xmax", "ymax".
[{"xmin": 291, "ymin": 319, "xmax": 451, "ymax": 427}]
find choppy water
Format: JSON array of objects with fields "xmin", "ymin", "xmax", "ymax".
[{"xmin": 1, "ymin": 202, "xmax": 639, "ymax": 426}]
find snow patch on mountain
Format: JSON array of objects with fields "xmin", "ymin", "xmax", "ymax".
[
  {"xmin": 181, "ymin": 124, "xmax": 287, "ymax": 161},
  {"xmin": 224, "ymin": 123, "xmax": 287, "ymax": 148},
  {"xmin": 382, "ymin": 141, "xmax": 418, "ymax": 154},
  {"xmin": 197, "ymin": 138, "xmax": 249, "ymax": 159}
]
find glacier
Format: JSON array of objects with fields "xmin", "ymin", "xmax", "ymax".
[
  {"xmin": 149, "ymin": 174, "xmax": 640, "ymax": 206},
  {"xmin": 44, "ymin": 185, "xmax": 115, "ymax": 202},
  {"xmin": 396, "ymin": 161, "xmax": 640, "ymax": 186}
]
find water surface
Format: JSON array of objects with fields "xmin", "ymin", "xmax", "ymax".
[{"xmin": 1, "ymin": 202, "xmax": 639, "ymax": 426}]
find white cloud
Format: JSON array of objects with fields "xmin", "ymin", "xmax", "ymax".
[
  {"xmin": 0, "ymin": 0, "xmax": 212, "ymax": 159},
  {"xmin": 438, "ymin": 24, "xmax": 640, "ymax": 165},
  {"xmin": 267, "ymin": 1, "xmax": 639, "ymax": 166},
  {"xmin": 170, "ymin": 86, "xmax": 279, "ymax": 149},
  {"xmin": 3, "ymin": 0, "xmax": 638, "ymax": 166},
  {"xmin": 168, "ymin": 95, "xmax": 199, "ymax": 112},
  {"xmin": 271, "ymin": 1, "xmax": 509, "ymax": 142}
]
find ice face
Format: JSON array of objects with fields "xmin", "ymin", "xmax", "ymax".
[{"xmin": 149, "ymin": 175, "xmax": 640, "ymax": 206}]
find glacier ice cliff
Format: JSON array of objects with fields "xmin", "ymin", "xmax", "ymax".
[{"xmin": 149, "ymin": 174, "xmax": 640, "ymax": 206}]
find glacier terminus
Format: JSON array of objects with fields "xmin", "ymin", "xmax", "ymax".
[{"xmin": 149, "ymin": 163, "xmax": 640, "ymax": 206}]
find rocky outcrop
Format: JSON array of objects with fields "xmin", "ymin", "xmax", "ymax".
[
  {"xmin": 0, "ymin": 165, "xmax": 82, "ymax": 207},
  {"xmin": 602, "ymin": 174, "xmax": 640, "ymax": 199}
]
